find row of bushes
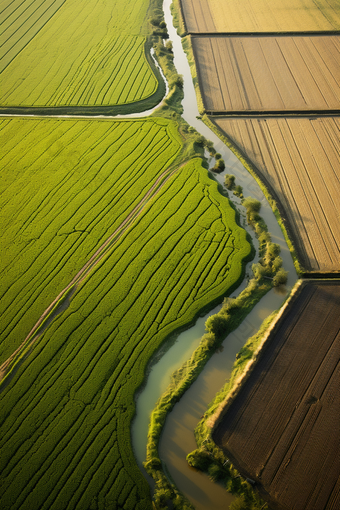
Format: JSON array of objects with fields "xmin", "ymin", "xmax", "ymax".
[
  {"xmin": 143, "ymin": 176, "xmax": 290, "ymax": 507},
  {"xmin": 187, "ymin": 313, "xmax": 278, "ymax": 510},
  {"xmin": 203, "ymin": 115, "xmax": 303, "ymax": 275}
]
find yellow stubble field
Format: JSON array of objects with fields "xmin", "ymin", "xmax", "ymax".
[
  {"xmin": 180, "ymin": 0, "xmax": 340, "ymax": 33},
  {"xmin": 212, "ymin": 116, "xmax": 340, "ymax": 273},
  {"xmin": 192, "ymin": 35, "xmax": 340, "ymax": 112}
]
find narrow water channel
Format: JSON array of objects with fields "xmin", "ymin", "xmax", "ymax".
[{"xmin": 132, "ymin": 1, "xmax": 298, "ymax": 508}]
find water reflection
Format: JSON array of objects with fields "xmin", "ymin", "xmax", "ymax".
[{"xmin": 132, "ymin": 0, "xmax": 298, "ymax": 508}]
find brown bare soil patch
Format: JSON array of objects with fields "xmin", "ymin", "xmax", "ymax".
[
  {"xmin": 180, "ymin": 0, "xmax": 340, "ymax": 33},
  {"xmin": 212, "ymin": 116, "xmax": 340, "ymax": 273},
  {"xmin": 212, "ymin": 281, "xmax": 340, "ymax": 510},
  {"xmin": 192, "ymin": 36, "xmax": 340, "ymax": 112}
]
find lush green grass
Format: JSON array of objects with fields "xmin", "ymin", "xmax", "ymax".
[
  {"xmin": 0, "ymin": 0, "xmax": 161, "ymax": 107},
  {"xmin": 0, "ymin": 117, "xmax": 182, "ymax": 363},
  {"xmin": 0, "ymin": 0, "xmax": 67, "ymax": 72},
  {"xmin": 0, "ymin": 116, "xmax": 252, "ymax": 509}
]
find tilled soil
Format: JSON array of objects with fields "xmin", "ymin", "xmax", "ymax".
[{"xmin": 213, "ymin": 281, "xmax": 340, "ymax": 510}]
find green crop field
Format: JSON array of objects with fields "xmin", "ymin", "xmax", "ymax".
[
  {"xmin": 0, "ymin": 0, "xmax": 160, "ymax": 107},
  {"xmin": 0, "ymin": 117, "xmax": 252, "ymax": 509},
  {"xmin": 0, "ymin": 0, "xmax": 67, "ymax": 72},
  {"xmin": 0, "ymin": 117, "xmax": 182, "ymax": 360}
]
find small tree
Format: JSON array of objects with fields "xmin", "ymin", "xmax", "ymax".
[
  {"xmin": 208, "ymin": 463, "xmax": 228, "ymax": 483},
  {"xmin": 243, "ymin": 197, "xmax": 261, "ymax": 214},
  {"xmin": 206, "ymin": 140, "xmax": 214, "ymax": 151},
  {"xmin": 272, "ymin": 255, "xmax": 283, "ymax": 272},
  {"xmin": 215, "ymin": 152, "xmax": 222, "ymax": 160},
  {"xmin": 252, "ymin": 262, "xmax": 267, "ymax": 281},
  {"xmin": 165, "ymin": 40, "xmax": 173, "ymax": 52},
  {"xmin": 224, "ymin": 174, "xmax": 235, "ymax": 190},
  {"xmin": 187, "ymin": 450, "xmax": 212, "ymax": 471},
  {"xmin": 194, "ymin": 134, "xmax": 205, "ymax": 147},
  {"xmin": 213, "ymin": 158, "xmax": 225, "ymax": 173},
  {"xmin": 151, "ymin": 17, "xmax": 161, "ymax": 26},
  {"xmin": 233, "ymin": 184, "xmax": 243, "ymax": 198},
  {"xmin": 205, "ymin": 315, "xmax": 228, "ymax": 338},
  {"xmin": 273, "ymin": 268, "xmax": 288, "ymax": 286},
  {"xmin": 169, "ymin": 74, "xmax": 183, "ymax": 89},
  {"xmin": 263, "ymin": 242, "xmax": 280, "ymax": 266}
]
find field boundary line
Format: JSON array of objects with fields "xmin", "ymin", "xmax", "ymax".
[
  {"xmin": 189, "ymin": 31, "xmax": 340, "ymax": 37},
  {"xmin": 205, "ymin": 110, "xmax": 340, "ymax": 116}
]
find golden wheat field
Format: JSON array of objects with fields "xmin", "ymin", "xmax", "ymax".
[
  {"xmin": 180, "ymin": 0, "xmax": 340, "ymax": 33},
  {"xmin": 212, "ymin": 116, "xmax": 340, "ymax": 273},
  {"xmin": 213, "ymin": 281, "xmax": 340, "ymax": 510},
  {"xmin": 192, "ymin": 36, "xmax": 340, "ymax": 112}
]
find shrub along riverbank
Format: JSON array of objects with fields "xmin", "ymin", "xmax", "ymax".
[
  {"xmin": 187, "ymin": 280, "xmax": 303, "ymax": 510},
  {"xmin": 144, "ymin": 186, "xmax": 290, "ymax": 509},
  {"xmin": 187, "ymin": 314, "xmax": 277, "ymax": 510},
  {"xmin": 204, "ymin": 115, "xmax": 302, "ymax": 276}
]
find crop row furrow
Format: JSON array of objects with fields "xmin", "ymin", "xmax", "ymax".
[
  {"xmin": 78, "ymin": 40, "xmax": 121, "ymax": 106},
  {"xmin": 8, "ymin": 125, "xmax": 90, "ymax": 233},
  {"xmin": 1, "ymin": 123, "xmax": 175, "ymax": 285},
  {"xmin": 1, "ymin": 117, "xmax": 251, "ymax": 509},
  {"xmin": 50, "ymin": 36, "xmax": 118, "ymax": 106},
  {"xmin": 96, "ymin": 38, "xmax": 145, "ymax": 105},
  {"xmin": 118, "ymin": 48, "xmax": 148, "ymax": 104},
  {"xmin": 100, "ymin": 37, "xmax": 140, "ymax": 105},
  {"xmin": 1, "ymin": 0, "xmax": 158, "ymax": 106},
  {"xmin": 0, "ymin": 234, "xmax": 90, "ymax": 345},
  {"xmin": 0, "ymin": 0, "xmax": 67, "ymax": 73},
  {"xmin": 1, "ymin": 0, "xmax": 40, "ymax": 41},
  {"xmin": 3, "ymin": 400, "xmax": 116, "ymax": 509},
  {"xmin": 116, "ymin": 41, "xmax": 152, "ymax": 104},
  {"xmin": 3, "ymin": 179, "xmax": 205, "ymax": 398}
]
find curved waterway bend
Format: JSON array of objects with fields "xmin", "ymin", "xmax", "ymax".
[{"xmin": 132, "ymin": 1, "xmax": 298, "ymax": 509}]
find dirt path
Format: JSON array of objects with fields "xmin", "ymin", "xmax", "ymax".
[{"xmin": 0, "ymin": 162, "xmax": 184, "ymax": 388}]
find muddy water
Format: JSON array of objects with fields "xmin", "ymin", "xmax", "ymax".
[{"xmin": 132, "ymin": 1, "xmax": 298, "ymax": 508}]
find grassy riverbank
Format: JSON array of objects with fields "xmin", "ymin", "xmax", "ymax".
[
  {"xmin": 187, "ymin": 312, "xmax": 279, "ymax": 510},
  {"xmin": 203, "ymin": 115, "xmax": 302, "ymax": 276},
  {"xmin": 144, "ymin": 188, "xmax": 290, "ymax": 508}
]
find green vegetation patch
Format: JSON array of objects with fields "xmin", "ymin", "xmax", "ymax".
[
  {"xmin": 0, "ymin": 116, "xmax": 182, "ymax": 362},
  {"xmin": 0, "ymin": 117, "xmax": 252, "ymax": 509},
  {"xmin": 143, "ymin": 188, "xmax": 291, "ymax": 509},
  {"xmin": 0, "ymin": 0, "xmax": 160, "ymax": 107},
  {"xmin": 0, "ymin": 0, "xmax": 67, "ymax": 73}
]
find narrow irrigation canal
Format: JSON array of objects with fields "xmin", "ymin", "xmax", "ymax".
[{"xmin": 132, "ymin": 1, "xmax": 298, "ymax": 509}]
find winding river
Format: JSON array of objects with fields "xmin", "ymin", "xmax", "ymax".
[
  {"xmin": 0, "ymin": 1, "xmax": 299, "ymax": 507},
  {"xmin": 132, "ymin": 1, "xmax": 298, "ymax": 509}
]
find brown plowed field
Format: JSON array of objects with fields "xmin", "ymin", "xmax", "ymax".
[
  {"xmin": 212, "ymin": 116, "xmax": 340, "ymax": 273},
  {"xmin": 180, "ymin": 0, "xmax": 340, "ymax": 33},
  {"xmin": 192, "ymin": 36, "xmax": 340, "ymax": 112},
  {"xmin": 212, "ymin": 281, "xmax": 340, "ymax": 510}
]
